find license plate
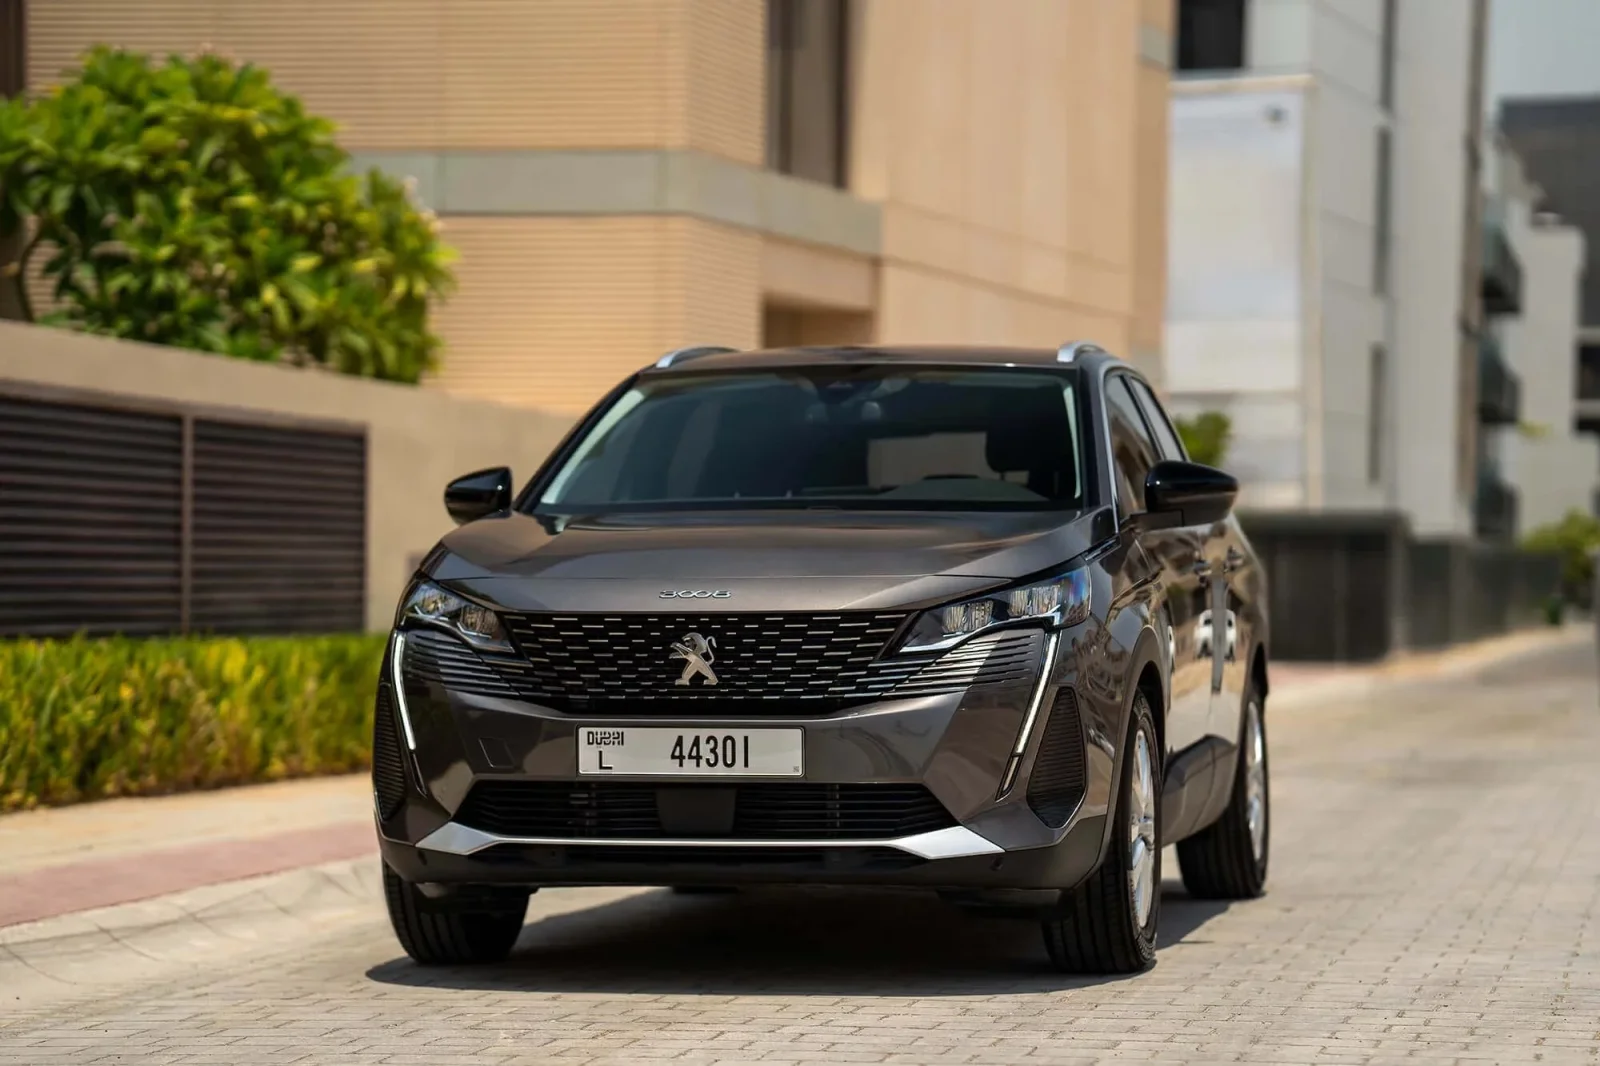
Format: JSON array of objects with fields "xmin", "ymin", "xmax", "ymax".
[{"xmin": 577, "ymin": 727, "xmax": 803, "ymax": 777}]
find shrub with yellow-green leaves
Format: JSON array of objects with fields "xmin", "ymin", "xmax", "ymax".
[{"xmin": 0, "ymin": 634, "xmax": 386, "ymax": 812}]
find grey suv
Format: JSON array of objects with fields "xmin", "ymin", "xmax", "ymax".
[{"xmin": 374, "ymin": 342, "xmax": 1271, "ymax": 974}]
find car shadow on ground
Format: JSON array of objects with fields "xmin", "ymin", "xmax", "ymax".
[{"xmin": 365, "ymin": 878, "xmax": 1233, "ymax": 996}]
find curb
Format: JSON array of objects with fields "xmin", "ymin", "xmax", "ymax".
[
  {"xmin": 1269, "ymin": 623, "xmax": 1591, "ymax": 712},
  {"xmin": 0, "ymin": 820, "xmax": 375, "ymax": 930}
]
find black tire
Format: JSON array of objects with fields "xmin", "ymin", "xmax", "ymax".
[
  {"xmin": 1041, "ymin": 688, "xmax": 1162, "ymax": 975},
  {"xmin": 382, "ymin": 863, "xmax": 529, "ymax": 965},
  {"xmin": 1176, "ymin": 679, "xmax": 1269, "ymax": 900}
]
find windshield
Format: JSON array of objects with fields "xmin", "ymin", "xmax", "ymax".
[{"xmin": 535, "ymin": 365, "xmax": 1086, "ymax": 512}]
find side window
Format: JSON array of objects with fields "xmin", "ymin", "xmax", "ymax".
[
  {"xmin": 1105, "ymin": 375, "xmax": 1160, "ymax": 518},
  {"xmin": 1128, "ymin": 379, "xmax": 1188, "ymax": 462}
]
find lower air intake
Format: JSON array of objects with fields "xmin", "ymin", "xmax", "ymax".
[{"xmin": 1026, "ymin": 688, "xmax": 1087, "ymax": 829}]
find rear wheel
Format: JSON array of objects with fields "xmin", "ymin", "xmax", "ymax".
[
  {"xmin": 1041, "ymin": 688, "xmax": 1161, "ymax": 974},
  {"xmin": 1177, "ymin": 680, "xmax": 1269, "ymax": 899},
  {"xmin": 382, "ymin": 864, "xmax": 529, "ymax": 965}
]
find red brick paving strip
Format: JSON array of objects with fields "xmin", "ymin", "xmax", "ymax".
[{"xmin": 0, "ymin": 820, "xmax": 376, "ymax": 929}]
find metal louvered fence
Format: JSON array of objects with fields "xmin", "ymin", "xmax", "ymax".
[{"xmin": 0, "ymin": 385, "xmax": 366, "ymax": 638}]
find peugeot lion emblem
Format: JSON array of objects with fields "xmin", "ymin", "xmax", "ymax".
[{"xmin": 670, "ymin": 632, "xmax": 719, "ymax": 686}]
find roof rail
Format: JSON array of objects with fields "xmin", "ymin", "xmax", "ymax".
[
  {"xmin": 1056, "ymin": 340, "xmax": 1105, "ymax": 364},
  {"xmin": 653, "ymin": 345, "xmax": 740, "ymax": 369}
]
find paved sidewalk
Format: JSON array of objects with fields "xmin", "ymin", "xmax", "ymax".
[
  {"xmin": 0, "ymin": 774, "xmax": 375, "ymax": 928},
  {"xmin": 0, "ymin": 621, "xmax": 1589, "ymax": 932}
]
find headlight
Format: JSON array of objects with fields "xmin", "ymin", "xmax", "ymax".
[
  {"xmin": 897, "ymin": 568, "xmax": 1092, "ymax": 654},
  {"xmin": 399, "ymin": 580, "xmax": 511, "ymax": 651}
]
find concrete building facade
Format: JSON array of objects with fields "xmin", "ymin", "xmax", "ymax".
[
  {"xmin": 22, "ymin": 0, "xmax": 1176, "ymax": 416},
  {"xmin": 1166, "ymin": 0, "xmax": 1492, "ymax": 536},
  {"xmin": 1491, "ymin": 142, "xmax": 1595, "ymax": 533},
  {"xmin": 1501, "ymin": 95, "xmax": 1600, "ymax": 457}
]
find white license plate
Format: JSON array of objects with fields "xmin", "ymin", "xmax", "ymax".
[{"xmin": 576, "ymin": 727, "xmax": 804, "ymax": 777}]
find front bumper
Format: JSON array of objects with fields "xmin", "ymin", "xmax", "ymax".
[{"xmin": 373, "ymin": 622, "xmax": 1123, "ymax": 892}]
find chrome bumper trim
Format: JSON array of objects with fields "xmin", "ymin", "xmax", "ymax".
[
  {"xmin": 412, "ymin": 821, "xmax": 1005, "ymax": 861},
  {"xmin": 389, "ymin": 631, "xmax": 418, "ymax": 751},
  {"xmin": 998, "ymin": 628, "xmax": 1062, "ymax": 797}
]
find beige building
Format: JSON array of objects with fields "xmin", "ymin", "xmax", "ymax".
[{"xmin": 27, "ymin": 0, "xmax": 1175, "ymax": 415}]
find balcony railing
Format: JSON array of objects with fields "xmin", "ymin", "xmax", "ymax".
[
  {"xmin": 1477, "ymin": 332, "xmax": 1520, "ymax": 425},
  {"xmin": 1474, "ymin": 462, "xmax": 1518, "ymax": 543},
  {"xmin": 1481, "ymin": 216, "xmax": 1523, "ymax": 316}
]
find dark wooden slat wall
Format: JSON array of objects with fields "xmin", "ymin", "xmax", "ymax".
[
  {"xmin": 0, "ymin": 395, "xmax": 184, "ymax": 636},
  {"xmin": 190, "ymin": 419, "xmax": 366, "ymax": 635},
  {"xmin": 0, "ymin": 388, "xmax": 367, "ymax": 638}
]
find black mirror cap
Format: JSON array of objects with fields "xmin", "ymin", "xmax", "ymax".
[
  {"xmin": 445, "ymin": 466, "xmax": 514, "ymax": 526},
  {"xmin": 1143, "ymin": 459, "xmax": 1238, "ymax": 527}
]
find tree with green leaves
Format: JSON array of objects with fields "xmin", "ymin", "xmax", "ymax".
[
  {"xmin": 1521, "ymin": 508, "xmax": 1600, "ymax": 607},
  {"xmin": 0, "ymin": 46, "xmax": 454, "ymax": 383},
  {"xmin": 1174, "ymin": 410, "xmax": 1232, "ymax": 469}
]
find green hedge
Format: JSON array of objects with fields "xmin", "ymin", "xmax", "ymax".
[{"xmin": 0, "ymin": 634, "xmax": 386, "ymax": 812}]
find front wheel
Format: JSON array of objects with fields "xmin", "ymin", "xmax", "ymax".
[
  {"xmin": 382, "ymin": 864, "xmax": 529, "ymax": 965},
  {"xmin": 1176, "ymin": 680, "xmax": 1269, "ymax": 899},
  {"xmin": 1041, "ymin": 688, "xmax": 1161, "ymax": 974}
]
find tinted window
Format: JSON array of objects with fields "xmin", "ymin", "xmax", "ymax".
[
  {"xmin": 538, "ymin": 368, "xmax": 1086, "ymax": 511},
  {"xmin": 768, "ymin": 0, "xmax": 850, "ymax": 187},
  {"xmin": 1176, "ymin": 0, "xmax": 1246, "ymax": 72},
  {"xmin": 1105, "ymin": 376, "xmax": 1160, "ymax": 517},
  {"xmin": 1127, "ymin": 379, "xmax": 1187, "ymax": 461}
]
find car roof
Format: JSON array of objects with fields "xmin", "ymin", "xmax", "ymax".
[{"xmin": 641, "ymin": 343, "xmax": 1131, "ymax": 378}]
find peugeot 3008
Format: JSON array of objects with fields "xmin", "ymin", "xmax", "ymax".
[{"xmin": 374, "ymin": 342, "xmax": 1272, "ymax": 975}]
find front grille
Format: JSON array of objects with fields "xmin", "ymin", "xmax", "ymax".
[
  {"xmin": 566, "ymin": 846, "xmax": 923, "ymax": 870},
  {"xmin": 455, "ymin": 781, "xmax": 957, "ymax": 841},
  {"xmin": 476, "ymin": 844, "xmax": 924, "ymax": 872},
  {"xmin": 401, "ymin": 628, "xmax": 521, "ymax": 699},
  {"xmin": 371, "ymin": 687, "xmax": 408, "ymax": 820},
  {"xmin": 459, "ymin": 613, "xmax": 1040, "ymax": 711},
  {"xmin": 1026, "ymin": 688, "xmax": 1087, "ymax": 829},
  {"xmin": 497, "ymin": 612, "xmax": 908, "ymax": 702}
]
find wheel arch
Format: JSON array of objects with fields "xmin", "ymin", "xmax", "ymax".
[
  {"xmin": 1250, "ymin": 641, "xmax": 1269, "ymax": 703},
  {"xmin": 1092, "ymin": 624, "xmax": 1167, "ymax": 867}
]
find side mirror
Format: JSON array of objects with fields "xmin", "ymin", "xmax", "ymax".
[
  {"xmin": 1138, "ymin": 460, "xmax": 1238, "ymax": 529},
  {"xmin": 444, "ymin": 467, "xmax": 513, "ymax": 526}
]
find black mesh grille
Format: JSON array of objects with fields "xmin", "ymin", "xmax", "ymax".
[
  {"xmin": 402, "ymin": 629, "xmax": 521, "ymax": 699},
  {"xmin": 1026, "ymin": 688, "xmax": 1087, "ymax": 829},
  {"xmin": 455, "ymin": 781, "xmax": 956, "ymax": 841},
  {"xmin": 468, "ymin": 614, "xmax": 1039, "ymax": 710},
  {"xmin": 498, "ymin": 612, "xmax": 907, "ymax": 701},
  {"xmin": 372, "ymin": 687, "xmax": 408, "ymax": 820},
  {"xmin": 471, "ymin": 845, "xmax": 923, "ymax": 872}
]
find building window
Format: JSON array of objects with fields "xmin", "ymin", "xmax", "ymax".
[
  {"xmin": 1379, "ymin": 0, "xmax": 1397, "ymax": 111},
  {"xmin": 767, "ymin": 0, "xmax": 850, "ymax": 189},
  {"xmin": 1176, "ymin": 0, "xmax": 1247, "ymax": 72},
  {"xmin": 1368, "ymin": 344, "xmax": 1385, "ymax": 484},
  {"xmin": 1374, "ymin": 126, "xmax": 1392, "ymax": 294},
  {"xmin": 0, "ymin": 0, "xmax": 23, "ymax": 98},
  {"xmin": 1579, "ymin": 345, "xmax": 1600, "ymax": 402}
]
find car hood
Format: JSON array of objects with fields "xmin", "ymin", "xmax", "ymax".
[{"xmin": 425, "ymin": 507, "xmax": 1117, "ymax": 614}]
